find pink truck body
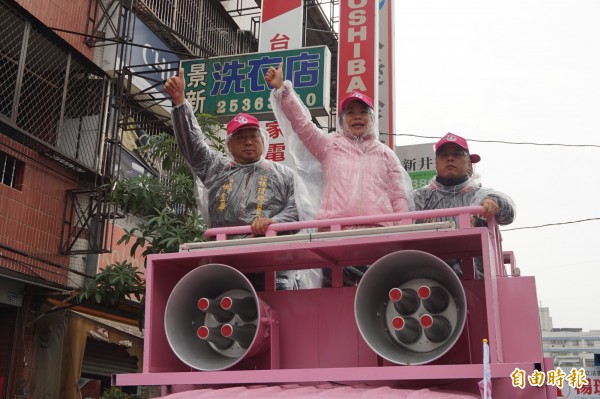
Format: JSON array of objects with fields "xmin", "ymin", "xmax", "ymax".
[{"xmin": 115, "ymin": 207, "xmax": 556, "ymax": 399}]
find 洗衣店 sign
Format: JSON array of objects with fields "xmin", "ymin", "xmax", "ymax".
[{"xmin": 181, "ymin": 46, "xmax": 330, "ymax": 121}]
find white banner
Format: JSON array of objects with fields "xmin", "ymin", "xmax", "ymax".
[
  {"xmin": 259, "ymin": 0, "xmax": 304, "ymax": 52},
  {"xmin": 259, "ymin": 0, "xmax": 304, "ymax": 168}
]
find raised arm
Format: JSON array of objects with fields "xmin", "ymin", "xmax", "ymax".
[
  {"xmin": 266, "ymin": 63, "xmax": 331, "ymax": 161},
  {"xmin": 165, "ymin": 68, "xmax": 223, "ymax": 181},
  {"xmin": 164, "ymin": 68, "xmax": 186, "ymax": 106}
]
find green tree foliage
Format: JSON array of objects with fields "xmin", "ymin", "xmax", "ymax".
[
  {"xmin": 78, "ymin": 260, "xmax": 144, "ymax": 307},
  {"xmin": 79, "ymin": 114, "xmax": 225, "ymax": 312},
  {"xmin": 197, "ymin": 112, "xmax": 226, "ymax": 154},
  {"xmin": 100, "ymin": 387, "xmax": 141, "ymax": 399},
  {"xmin": 113, "ymin": 113, "xmax": 225, "ymax": 256},
  {"xmin": 110, "ymin": 131, "xmax": 205, "ymax": 256}
]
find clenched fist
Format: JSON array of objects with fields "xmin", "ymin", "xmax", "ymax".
[
  {"xmin": 164, "ymin": 67, "xmax": 185, "ymax": 106},
  {"xmin": 264, "ymin": 62, "xmax": 284, "ymax": 90}
]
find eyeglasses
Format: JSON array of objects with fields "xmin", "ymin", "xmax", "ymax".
[
  {"xmin": 436, "ymin": 150, "xmax": 468, "ymax": 159},
  {"xmin": 231, "ymin": 132, "xmax": 261, "ymax": 143}
]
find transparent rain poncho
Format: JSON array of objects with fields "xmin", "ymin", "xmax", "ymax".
[
  {"xmin": 414, "ymin": 173, "xmax": 516, "ymax": 279},
  {"xmin": 172, "ymin": 101, "xmax": 297, "ymax": 229},
  {"xmin": 413, "ymin": 173, "xmax": 516, "ymax": 226},
  {"xmin": 269, "ymin": 81, "xmax": 414, "ymax": 227},
  {"xmin": 171, "ymin": 100, "xmax": 322, "ymax": 289}
]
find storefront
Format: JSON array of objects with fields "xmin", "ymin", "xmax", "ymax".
[{"xmin": 31, "ymin": 309, "xmax": 144, "ymax": 399}]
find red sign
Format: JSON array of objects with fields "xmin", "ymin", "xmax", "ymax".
[
  {"xmin": 266, "ymin": 143, "xmax": 286, "ymax": 162},
  {"xmin": 261, "ymin": 0, "xmax": 302, "ymax": 23},
  {"xmin": 266, "ymin": 121, "xmax": 283, "ymax": 139},
  {"xmin": 337, "ymin": 0, "xmax": 378, "ymax": 108},
  {"xmin": 270, "ymin": 33, "xmax": 291, "ymax": 50}
]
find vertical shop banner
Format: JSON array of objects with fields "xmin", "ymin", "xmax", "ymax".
[
  {"xmin": 262, "ymin": 119, "xmax": 295, "ymax": 168},
  {"xmin": 259, "ymin": 0, "xmax": 304, "ymax": 167},
  {"xmin": 259, "ymin": 0, "xmax": 304, "ymax": 52},
  {"xmin": 180, "ymin": 46, "xmax": 330, "ymax": 121},
  {"xmin": 337, "ymin": 0, "xmax": 378, "ymax": 114},
  {"xmin": 378, "ymin": 0, "xmax": 395, "ymax": 148}
]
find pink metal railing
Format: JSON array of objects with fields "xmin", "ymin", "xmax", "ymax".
[{"xmin": 204, "ymin": 205, "xmax": 491, "ymax": 239}]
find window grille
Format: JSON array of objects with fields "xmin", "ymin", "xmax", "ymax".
[
  {"xmin": 138, "ymin": 0, "xmax": 256, "ymax": 56},
  {"xmin": 0, "ymin": 151, "xmax": 24, "ymax": 189},
  {"xmin": 0, "ymin": 1, "xmax": 107, "ymax": 173}
]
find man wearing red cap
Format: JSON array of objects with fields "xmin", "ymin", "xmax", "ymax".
[
  {"xmin": 165, "ymin": 70, "xmax": 322, "ymax": 289},
  {"xmin": 414, "ymin": 133, "xmax": 515, "ymax": 277},
  {"xmin": 164, "ymin": 69, "xmax": 298, "ymax": 237},
  {"xmin": 265, "ymin": 63, "xmax": 412, "ymax": 227}
]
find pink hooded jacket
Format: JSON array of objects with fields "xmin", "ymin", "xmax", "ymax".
[{"xmin": 270, "ymin": 81, "xmax": 412, "ymax": 224}]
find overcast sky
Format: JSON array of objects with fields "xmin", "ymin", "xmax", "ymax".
[{"xmin": 393, "ymin": 0, "xmax": 600, "ymax": 331}]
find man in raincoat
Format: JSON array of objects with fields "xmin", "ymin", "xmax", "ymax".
[
  {"xmin": 164, "ymin": 70, "xmax": 321, "ymax": 289},
  {"xmin": 414, "ymin": 133, "xmax": 516, "ymax": 278},
  {"xmin": 414, "ymin": 133, "xmax": 514, "ymax": 225},
  {"xmin": 164, "ymin": 68, "xmax": 298, "ymax": 236}
]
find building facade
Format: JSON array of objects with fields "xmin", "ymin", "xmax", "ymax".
[{"xmin": 540, "ymin": 307, "xmax": 600, "ymax": 369}]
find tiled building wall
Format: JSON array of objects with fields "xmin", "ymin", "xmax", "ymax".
[
  {"xmin": 15, "ymin": 0, "xmax": 95, "ymax": 60},
  {"xmin": 0, "ymin": 134, "xmax": 78, "ymax": 286}
]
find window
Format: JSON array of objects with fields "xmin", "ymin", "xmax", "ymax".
[{"xmin": 0, "ymin": 151, "xmax": 24, "ymax": 189}]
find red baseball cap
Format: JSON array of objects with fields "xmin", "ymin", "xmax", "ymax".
[
  {"xmin": 339, "ymin": 91, "xmax": 374, "ymax": 111},
  {"xmin": 226, "ymin": 113, "xmax": 260, "ymax": 136},
  {"xmin": 435, "ymin": 133, "xmax": 481, "ymax": 163}
]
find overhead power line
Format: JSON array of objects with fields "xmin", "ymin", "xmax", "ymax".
[
  {"xmin": 392, "ymin": 133, "xmax": 600, "ymax": 148},
  {"xmin": 502, "ymin": 217, "xmax": 600, "ymax": 232}
]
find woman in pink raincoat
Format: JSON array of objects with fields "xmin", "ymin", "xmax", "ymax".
[{"xmin": 266, "ymin": 63, "xmax": 413, "ymax": 228}]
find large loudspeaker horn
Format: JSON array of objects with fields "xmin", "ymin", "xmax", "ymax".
[
  {"xmin": 164, "ymin": 264, "xmax": 270, "ymax": 371},
  {"xmin": 355, "ymin": 250, "xmax": 467, "ymax": 365}
]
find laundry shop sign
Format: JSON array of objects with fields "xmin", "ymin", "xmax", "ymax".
[{"xmin": 180, "ymin": 46, "xmax": 331, "ymax": 121}]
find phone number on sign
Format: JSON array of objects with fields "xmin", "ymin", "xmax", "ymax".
[{"xmin": 215, "ymin": 93, "xmax": 319, "ymax": 114}]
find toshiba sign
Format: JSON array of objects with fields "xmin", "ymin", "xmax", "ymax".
[{"xmin": 337, "ymin": 0, "xmax": 378, "ymax": 113}]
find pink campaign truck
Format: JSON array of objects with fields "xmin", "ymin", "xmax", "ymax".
[{"xmin": 115, "ymin": 206, "xmax": 557, "ymax": 399}]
